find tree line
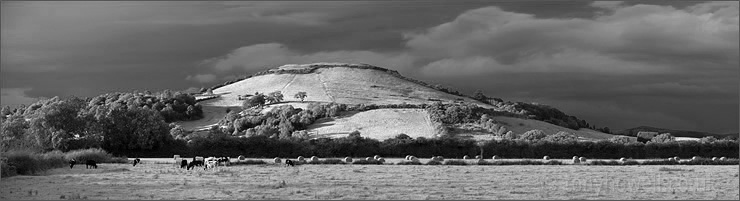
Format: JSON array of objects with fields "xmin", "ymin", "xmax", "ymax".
[{"xmin": 1, "ymin": 90, "xmax": 203, "ymax": 154}]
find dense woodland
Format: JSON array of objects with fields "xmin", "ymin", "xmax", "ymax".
[{"xmin": 0, "ymin": 90, "xmax": 202, "ymax": 154}]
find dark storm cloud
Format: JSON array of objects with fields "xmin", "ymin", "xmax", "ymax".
[{"xmin": 1, "ymin": 1, "xmax": 737, "ymax": 133}]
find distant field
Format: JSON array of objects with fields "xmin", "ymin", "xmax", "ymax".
[
  {"xmin": 306, "ymin": 108, "xmax": 436, "ymax": 140},
  {"xmin": 490, "ymin": 116, "xmax": 620, "ymax": 140},
  {"xmin": 175, "ymin": 105, "xmax": 236, "ymax": 131},
  {"xmin": 2, "ymin": 162, "xmax": 737, "ymax": 200}
]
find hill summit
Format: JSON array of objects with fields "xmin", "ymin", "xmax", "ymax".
[{"xmin": 202, "ymin": 62, "xmax": 491, "ymax": 108}]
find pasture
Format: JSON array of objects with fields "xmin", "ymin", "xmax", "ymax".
[
  {"xmin": 307, "ymin": 109, "xmax": 436, "ymax": 140},
  {"xmin": 1, "ymin": 158, "xmax": 738, "ymax": 200}
]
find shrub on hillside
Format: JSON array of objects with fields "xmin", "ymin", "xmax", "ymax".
[{"xmin": 519, "ymin": 130, "xmax": 547, "ymax": 141}]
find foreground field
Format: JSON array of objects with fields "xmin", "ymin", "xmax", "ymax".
[{"xmin": 1, "ymin": 161, "xmax": 737, "ymax": 200}]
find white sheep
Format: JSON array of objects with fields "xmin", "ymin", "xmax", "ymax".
[
  {"xmin": 274, "ymin": 157, "xmax": 282, "ymax": 163},
  {"xmin": 492, "ymin": 155, "xmax": 499, "ymax": 160},
  {"xmin": 463, "ymin": 155, "xmax": 470, "ymax": 160},
  {"xmin": 297, "ymin": 156, "xmax": 305, "ymax": 162},
  {"xmin": 374, "ymin": 155, "xmax": 381, "ymax": 160},
  {"xmin": 366, "ymin": 157, "xmax": 375, "ymax": 162},
  {"xmin": 620, "ymin": 157, "xmax": 626, "ymax": 162},
  {"xmin": 405, "ymin": 155, "xmax": 411, "ymax": 160},
  {"xmin": 711, "ymin": 157, "xmax": 718, "ymax": 161},
  {"xmin": 579, "ymin": 157, "xmax": 587, "ymax": 163},
  {"xmin": 410, "ymin": 157, "xmax": 420, "ymax": 163},
  {"xmin": 344, "ymin": 157, "xmax": 353, "ymax": 163},
  {"xmin": 691, "ymin": 156, "xmax": 701, "ymax": 161},
  {"xmin": 238, "ymin": 155, "xmax": 246, "ymax": 161},
  {"xmin": 377, "ymin": 157, "xmax": 385, "ymax": 163},
  {"xmin": 720, "ymin": 157, "xmax": 727, "ymax": 161},
  {"xmin": 668, "ymin": 157, "xmax": 676, "ymax": 162},
  {"xmin": 475, "ymin": 155, "xmax": 482, "ymax": 159},
  {"xmin": 673, "ymin": 157, "xmax": 681, "ymax": 162},
  {"xmin": 542, "ymin": 156, "xmax": 550, "ymax": 160},
  {"xmin": 572, "ymin": 156, "xmax": 580, "ymax": 164},
  {"xmin": 310, "ymin": 156, "xmax": 319, "ymax": 162}
]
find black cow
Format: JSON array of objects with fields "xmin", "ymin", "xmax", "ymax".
[
  {"xmin": 69, "ymin": 159, "xmax": 76, "ymax": 169},
  {"xmin": 285, "ymin": 159, "xmax": 295, "ymax": 167},
  {"xmin": 132, "ymin": 158, "xmax": 141, "ymax": 167},
  {"xmin": 86, "ymin": 160, "xmax": 97, "ymax": 169},
  {"xmin": 187, "ymin": 160, "xmax": 204, "ymax": 170},
  {"xmin": 217, "ymin": 157, "xmax": 230, "ymax": 166},
  {"xmin": 180, "ymin": 159, "xmax": 188, "ymax": 169}
]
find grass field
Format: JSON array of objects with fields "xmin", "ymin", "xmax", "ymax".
[
  {"xmin": 1, "ymin": 159, "xmax": 737, "ymax": 200},
  {"xmin": 490, "ymin": 116, "xmax": 621, "ymax": 140},
  {"xmin": 306, "ymin": 108, "xmax": 436, "ymax": 140}
]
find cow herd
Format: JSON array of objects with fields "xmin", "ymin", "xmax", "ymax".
[
  {"xmin": 65, "ymin": 155, "xmax": 300, "ymax": 171},
  {"xmin": 172, "ymin": 155, "xmax": 234, "ymax": 171}
]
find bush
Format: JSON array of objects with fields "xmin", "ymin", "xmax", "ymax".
[
  {"xmin": 396, "ymin": 161, "xmax": 423, "ymax": 165},
  {"xmin": 587, "ymin": 160, "xmax": 622, "ymax": 166},
  {"xmin": 318, "ymin": 159, "xmax": 346, "ymax": 164},
  {"xmin": 306, "ymin": 159, "xmax": 346, "ymax": 165},
  {"xmin": 639, "ymin": 159, "xmax": 680, "ymax": 165},
  {"xmin": 231, "ymin": 160, "xmax": 267, "ymax": 165},
  {"xmin": 443, "ymin": 160, "xmax": 468, "ymax": 166},
  {"xmin": 40, "ymin": 150, "xmax": 68, "ymax": 168},
  {"xmin": 477, "ymin": 160, "xmax": 562, "ymax": 165},
  {"xmin": 65, "ymin": 148, "xmax": 114, "ymax": 163},
  {"xmin": 1, "ymin": 161, "xmax": 18, "ymax": 177},
  {"xmin": 3, "ymin": 150, "xmax": 66, "ymax": 176},
  {"xmin": 351, "ymin": 159, "xmax": 383, "ymax": 165},
  {"xmin": 108, "ymin": 157, "xmax": 131, "ymax": 164},
  {"xmin": 638, "ymin": 158, "xmax": 740, "ymax": 165},
  {"xmin": 425, "ymin": 160, "xmax": 443, "ymax": 165}
]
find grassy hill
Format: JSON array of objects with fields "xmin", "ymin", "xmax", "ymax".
[
  {"xmin": 181, "ymin": 63, "xmax": 616, "ymax": 141},
  {"xmin": 203, "ymin": 64, "xmax": 493, "ymax": 107}
]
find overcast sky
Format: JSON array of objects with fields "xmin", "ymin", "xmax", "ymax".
[{"xmin": 1, "ymin": 1, "xmax": 738, "ymax": 133}]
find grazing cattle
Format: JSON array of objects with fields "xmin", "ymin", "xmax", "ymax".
[
  {"xmin": 217, "ymin": 157, "xmax": 230, "ymax": 166},
  {"xmin": 285, "ymin": 159, "xmax": 295, "ymax": 167},
  {"xmin": 205, "ymin": 161, "xmax": 217, "ymax": 170},
  {"xmin": 69, "ymin": 159, "xmax": 76, "ymax": 169},
  {"xmin": 132, "ymin": 158, "xmax": 141, "ymax": 167},
  {"xmin": 180, "ymin": 159, "xmax": 188, "ymax": 169},
  {"xmin": 187, "ymin": 160, "xmax": 204, "ymax": 170},
  {"xmin": 86, "ymin": 160, "xmax": 97, "ymax": 169}
]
